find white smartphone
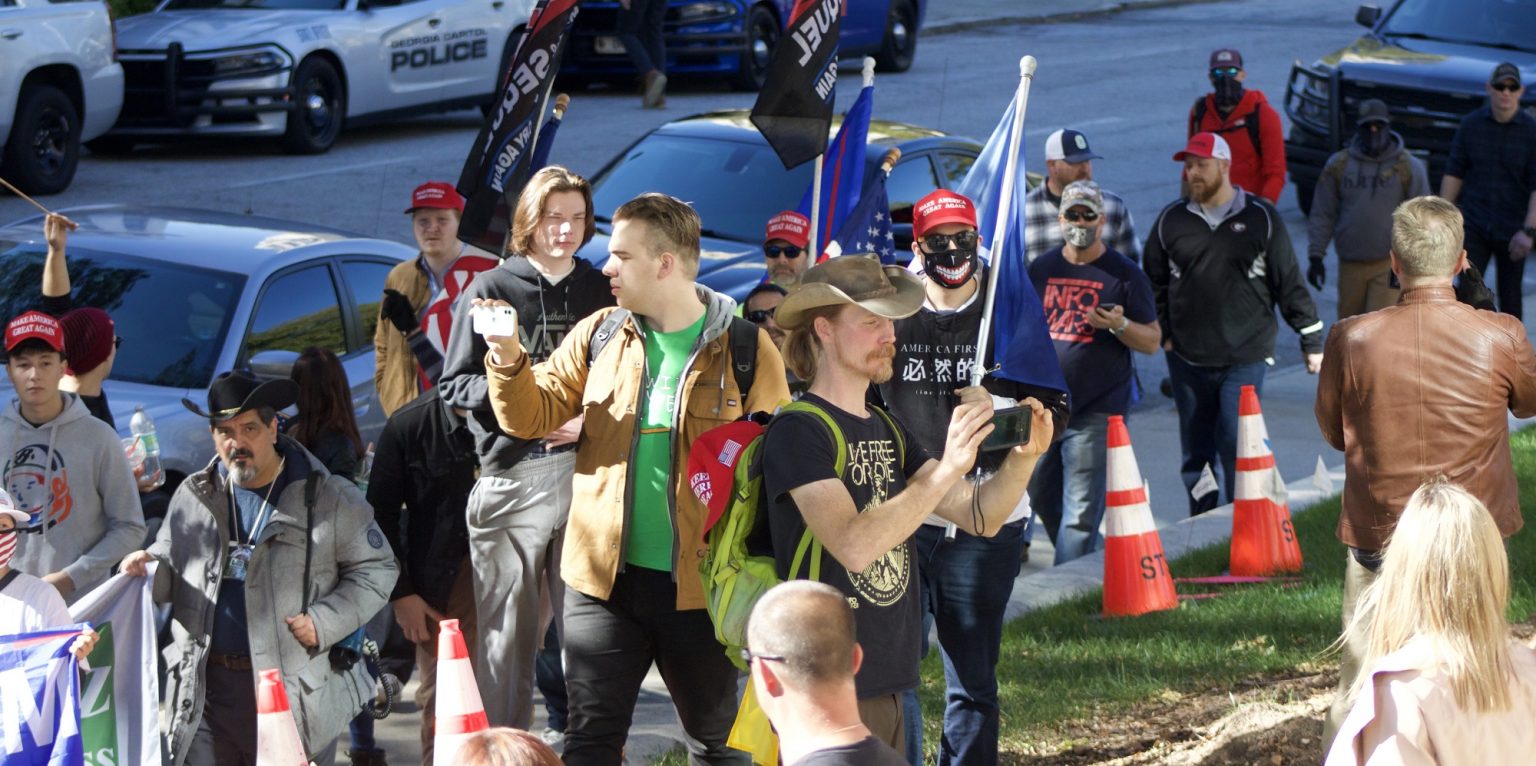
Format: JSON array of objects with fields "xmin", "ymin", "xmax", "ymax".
[{"xmin": 472, "ymin": 305, "xmax": 518, "ymax": 337}]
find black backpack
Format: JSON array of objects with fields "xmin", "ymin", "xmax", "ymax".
[{"xmin": 586, "ymin": 308, "xmax": 758, "ymax": 396}]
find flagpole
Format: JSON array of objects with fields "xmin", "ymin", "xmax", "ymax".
[
  {"xmin": 970, "ymin": 55, "xmax": 1038, "ymax": 387},
  {"xmin": 809, "ymin": 153, "xmax": 824, "ymax": 260}
]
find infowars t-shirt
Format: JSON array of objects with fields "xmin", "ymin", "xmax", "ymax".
[
  {"xmin": 1029, "ymin": 246, "xmax": 1156, "ymax": 416},
  {"xmin": 626, "ymin": 313, "xmax": 706, "ymax": 571},
  {"xmin": 761, "ymin": 394, "xmax": 928, "ymax": 699}
]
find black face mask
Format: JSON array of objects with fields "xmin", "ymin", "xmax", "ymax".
[
  {"xmin": 1357, "ymin": 123, "xmax": 1392, "ymax": 157},
  {"xmin": 922, "ymin": 247, "xmax": 978, "ymax": 289},
  {"xmin": 1212, "ymin": 76, "xmax": 1245, "ymax": 109}
]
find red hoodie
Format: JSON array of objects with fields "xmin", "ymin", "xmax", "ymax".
[{"xmin": 1187, "ymin": 89, "xmax": 1287, "ymax": 204}]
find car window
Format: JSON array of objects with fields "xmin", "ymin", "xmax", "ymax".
[
  {"xmin": 0, "ymin": 243, "xmax": 245, "ymax": 389},
  {"xmin": 245, "ymin": 265, "xmax": 345, "ymax": 359},
  {"xmin": 340, "ymin": 259, "xmax": 394, "ymax": 351},
  {"xmin": 1383, "ymin": 0, "xmax": 1536, "ymax": 52},
  {"xmin": 162, "ymin": 0, "xmax": 343, "ymax": 9},
  {"xmin": 887, "ymin": 155, "xmax": 942, "ymax": 211},
  {"xmin": 936, "ymin": 152, "xmax": 977, "ymax": 189}
]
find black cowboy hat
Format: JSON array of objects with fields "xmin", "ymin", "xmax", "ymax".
[{"xmin": 181, "ymin": 370, "xmax": 299, "ymax": 422}]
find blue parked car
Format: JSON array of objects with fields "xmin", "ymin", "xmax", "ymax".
[{"xmin": 560, "ymin": 0, "xmax": 924, "ymax": 90}]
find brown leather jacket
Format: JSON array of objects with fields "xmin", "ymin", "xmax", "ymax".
[
  {"xmin": 1315, "ymin": 286, "xmax": 1536, "ymax": 550},
  {"xmin": 486, "ymin": 292, "xmax": 791, "ymax": 609},
  {"xmin": 373, "ymin": 258, "xmax": 432, "ymax": 417}
]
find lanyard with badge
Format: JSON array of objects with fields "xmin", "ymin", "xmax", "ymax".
[{"xmin": 224, "ymin": 458, "xmax": 284, "ymax": 582}]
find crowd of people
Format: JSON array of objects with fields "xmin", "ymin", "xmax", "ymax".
[{"xmin": 0, "ymin": 47, "xmax": 1533, "ymax": 766}]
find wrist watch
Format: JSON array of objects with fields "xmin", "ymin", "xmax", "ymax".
[{"xmin": 1109, "ymin": 318, "xmax": 1128, "ymax": 337}]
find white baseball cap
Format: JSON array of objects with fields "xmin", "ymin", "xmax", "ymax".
[{"xmin": 0, "ymin": 490, "xmax": 28, "ymax": 526}]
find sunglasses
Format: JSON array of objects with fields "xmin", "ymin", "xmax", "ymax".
[
  {"xmin": 1063, "ymin": 209, "xmax": 1100, "ymax": 223},
  {"xmin": 1211, "ymin": 67, "xmax": 1241, "ymax": 78},
  {"xmin": 1492, "ymin": 81, "xmax": 1523, "ymax": 93},
  {"xmin": 764, "ymin": 244, "xmax": 804, "ymax": 260},
  {"xmin": 739, "ymin": 647, "xmax": 786, "ymax": 665},
  {"xmin": 745, "ymin": 308, "xmax": 776, "ymax": 324},
  {"xmin": 920, "ymin": 230, "xmax": 979, "ymax": 252}
]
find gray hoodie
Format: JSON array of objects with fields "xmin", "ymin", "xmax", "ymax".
[
  {"xmin": 2, "ymin": 392, "xmax": 146, "ymax": 600},
  {"xmin": 1308, "ymin": 131, "xmax": 1431, "ymax": 264}
]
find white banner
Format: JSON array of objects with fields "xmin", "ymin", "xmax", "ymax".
[{"xmin": 67, "ymin": 565, "xmax": 161, "ymax": 766}]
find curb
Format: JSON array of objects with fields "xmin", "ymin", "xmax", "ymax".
[{"xmin": 925, "ymin": 0, "xmax": 1226, "ymax": 36}]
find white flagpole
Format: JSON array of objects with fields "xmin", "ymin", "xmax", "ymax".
[
  {"xmin": 809, "ymin": 154, "xmax": 824, "ymax": 260},
  {"xmin": 970, "ymin": 55, "xmax": 1038, "ymax": 387}
]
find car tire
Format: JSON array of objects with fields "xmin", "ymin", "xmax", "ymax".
[
  {"xmin": 281, "ymin": 56, "xmax": 345, "ymax": 155},
  {"xmin": 1295, "ymin": 180, "xmax": 1315, "ymax": 216},
  {"xmin": 874, "ymin": 0, "xmax": 917, "ymax": 73},
  {"xmin": 731, "ymin": 4, "xmax": 779, "ymax": 92},
  {"xmin": 1, "ymin": 84, "xmax": 80, "ymax": 196}
]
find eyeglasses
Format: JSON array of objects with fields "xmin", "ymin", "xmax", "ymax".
[
  {"xmin": 764, "ymin": 244, "xmax": 804, "ymax": 260},
  {"xmin": 113, "ymin": 336, "xmax": 123, "ymax": 349},
  {"xmin": 745, "ymin": 308, "xmax": 776, "ymax": 324},
  {"xmin": 1211, "ymin": 67, "xmax": 1241, "ymax": 78},
  {"xmin": 739, "ymin": 647, "xmax": 786, "ymax": 665},
  {"xmin": 920, "ymin": 230, "xmax": 979, "ymax": 252},
  {"xmin": 1063, "ymin": 209, "xmax": 1100, "ymax": 223},
  {"xmin": 1492, "ymin": 81, "xmax": 1523, "ymax": 93}
]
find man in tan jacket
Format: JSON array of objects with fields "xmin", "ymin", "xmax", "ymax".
[
  {"xmin": 479, "ymin": 193, "xmax": 790, "ymax": 765},
  {"xmin": 1315, "ymin": 195, "xmax": 1536, "ymax": 747}
]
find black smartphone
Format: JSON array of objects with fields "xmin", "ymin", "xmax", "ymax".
[
  {"xmin": 1099, "ymin": 303, "xmax": 1119, "ymax": 312},
  {"xmin": 981, "ymin": 406, "xmax": 1032, "ymax": 452}
]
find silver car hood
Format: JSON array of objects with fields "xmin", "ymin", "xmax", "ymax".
[{"xmin": 116, "ymin": 9, "xmax": 332, "ymax": 51}]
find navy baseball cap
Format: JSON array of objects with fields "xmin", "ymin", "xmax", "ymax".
[{"xmin": 1045, "ymin": 129, "xmax": 1103, "ymax": 164}]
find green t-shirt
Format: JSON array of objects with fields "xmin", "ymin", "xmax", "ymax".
[{"xmin": 625, "ymin": 313, "xmax": 707, "ymax": 571}]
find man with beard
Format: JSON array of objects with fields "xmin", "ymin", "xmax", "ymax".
[
  {"xmin": 874, "ymin": 190, "xmax": 1069, "ymax": 764},
  {"xmin": 120, "ymin": 371, "xmax": 395, "ymax": 765},
  {"xmin": 1145, "ymin": 133, "xmax": 1324, "ymax": 516},
  {"xmin": 438, "ymin": 165, "xmax": 614, "ymax": 730},
  {"xmin": 763, "ymin": 210, "xmax": 812, "ymax": 287},
  {"xmin": 1307, "ymin": 99, "xmax": 1431, "ymax": 318},
  {"xmin": 1188, "ymin": 48, "xmax": 1286, "ymax": 204},
  {"xmin": 762, "ymin": 255, "xmax": 1054, "ymax": 754},
  {"xmin": 1024, "ymin": 129, "xmax": 1142, "ymax": 264}
]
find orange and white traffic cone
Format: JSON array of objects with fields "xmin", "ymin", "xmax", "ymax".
[
  {"xmin": 255, "ymin": 668, "xmax": 309, "ymax": 766},
  {"xmin": 1231, "ymin": 385, "xmax": 1304, "ymax": 576},
  {"xmin": 1103, "ymin": 415, "xmax": 1177, "ymax": 617},
  {"xmin": 433, "ymin": 618, "xmax": 488, "ymax": 763}
]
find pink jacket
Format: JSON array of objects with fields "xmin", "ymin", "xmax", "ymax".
[{"xmin": 1327, "ymin": 639, "xmax": 1536, "ymax": 765}]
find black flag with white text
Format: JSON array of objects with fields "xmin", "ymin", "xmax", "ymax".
[{"xmin": 750, "ymin": 0, "xmax": 842, "ymax": 170}]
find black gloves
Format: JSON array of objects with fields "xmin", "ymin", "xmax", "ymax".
[
  {"xmin": 1307, "ymin": 257, "xmax": 1326, "ymax": 291},
  {"xmin": 1455, "ymin": 263, "xmax": 1497, "ymax": 311},
  {"xmin": 380, "ymin": 289, "xmax": 419, "ymax": 334}
]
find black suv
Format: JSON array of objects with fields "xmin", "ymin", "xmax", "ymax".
[{"xmin": 1282, "ymin": 0, "xmax": 1534, "ymax": 214}]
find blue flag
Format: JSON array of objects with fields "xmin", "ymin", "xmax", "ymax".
[
  {"xmin": 955, "ymin": 98, "xmax": 1069, "ymax": 395},
  {"xmin": 0, "ymin": 626, "xmax": 86, "ymax": 766},
  {"xmin": 823, "ymin": 164, "xmax": 896, "ymax": 264},
  {"xmin": 529, "ymin": 108, "xmax": 563, "ymax": 172},
  {"xmin": 797, "ymin": 82, "xmax": 873, "ymax": 259}
]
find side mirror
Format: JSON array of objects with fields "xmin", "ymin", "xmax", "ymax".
[
  {"xmin": 1355, "ymin": 4, "xmax": 1381, "ymax": 28},
  {"xmin": 248, "ymin": 349, "xmax": 299, "ymax": 381}
]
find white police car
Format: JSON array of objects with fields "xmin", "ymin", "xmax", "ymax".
[{"xmin": 102, "ymin": 0, "xmax": 532, "ymax": 154}]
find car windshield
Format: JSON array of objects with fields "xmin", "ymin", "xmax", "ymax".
[
  {"xmin": 161, "ymin": 0, "xmax": 345, "ymax": 11},
  {"xmin": 591, "ymin": 134, "xmax": 817, "ymax": 243},
  {"xmin": 1382, "ymin": 0, "xmax": 1536, "ymax": 52},
  {"xmin": 0, "ymin": 244, "xmax": 245, "ymax": 389}
]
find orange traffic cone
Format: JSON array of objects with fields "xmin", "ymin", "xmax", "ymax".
[
  {"xmin": 255, "ymin": 668, "xmax": 308, "ymax": 766},
  {"xmin": 1231, "ymin": 385, "xmax": 1304, "ymax": 576},
  {"xmin": 433, "ymin": 618, "xmax": 489, "ymax": 763},
  {"xmin": 1103, "ymin": 415, "xmax": 1177, "ymax": 617}
]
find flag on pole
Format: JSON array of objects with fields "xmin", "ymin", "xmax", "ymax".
[
  {"xmin": 0, "ymin": 626, "xmax": 87, "ymax": 766},
  {"xmin": 749, "ymin": 0, "xmax": 842, "ymax": 170},
  {"xmin": 823, "ymin": 148, "xmax": 897, "ymax": 263},
  {"xmin": 529, "ymin": 93, "xmax": 570, "ymax": 172},
  {"xmin": 956, "ymin": 97, "xmax": 1069, "ymax": 393},
  {"xmin": 796, "ymin": 77, "xmax": 872, "ymax": 256},
  {"xmin": 456, "ymin": 0, "xmax": 579, "ymax": 252}
]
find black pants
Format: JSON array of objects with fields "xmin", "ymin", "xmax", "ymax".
[
  {"xmin": 618, "ymin": 0, "xmax": 666, "ymax": 75},
  {"xmin": 561, "ymin": 567, "xmax": 747, "ymax": 766},
  {"xmin": 1465, "ymin": 225, "xmax": 1525, "ymax": 319},
  {"xmin": 187, "ymin": 664, "xmax": 339, "ymax": 766}
]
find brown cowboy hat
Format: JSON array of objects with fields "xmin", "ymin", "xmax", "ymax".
[{"xmin": 776, "ymin": 255, "xmax": 925, "ymax": 330}]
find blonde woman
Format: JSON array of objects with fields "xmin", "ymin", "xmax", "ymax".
[{"xmin": 1327, "ymin": 480, "xmax": 1536, "ymax": 764}]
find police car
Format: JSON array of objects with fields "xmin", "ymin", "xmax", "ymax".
[{"xmin": 102, "ymin": 0, "xmax": 533, "ymax": 154}]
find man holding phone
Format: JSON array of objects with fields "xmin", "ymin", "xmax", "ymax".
[
  {"xmin": 865, "ymin": 189, "xmax": 1069, "ymax": 765},
  {"xmin": 1028, "ymin": 181, "xmax": 1160, "ymax": 565}
]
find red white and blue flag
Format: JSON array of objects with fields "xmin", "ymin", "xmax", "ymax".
[{"xmin": 0, "ymin": 626, "xmax": 86, "ymax": 766}]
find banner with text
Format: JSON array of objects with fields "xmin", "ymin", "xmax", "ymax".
[
  {"xmin": 750, "ymin": 0, "xmax": 842, "ymax": 170},
  {"xmin": 0, "ymin": 627, "xmax": 85, "ymax": 766},
  {"xmin": 68, "ymin": 566, "xmax": 161, "ymax": 766}
]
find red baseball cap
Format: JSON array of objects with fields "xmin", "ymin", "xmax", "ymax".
[
  {"xmin": 688, "ymin": 420, "xmax": 766, "ymax": 538},
  {"xmin": 765, "ymin": 210, "xmax": 810, "ymax": 248},
  {"xmin": 5, "ymin": 311, "xmax": 65, "ymax": 354},
  {"xmin": 912, "ymin": 189, "xmax": 978, "ymax": 237},
  {"xmin": 1173, "ymin": 132, "xmax": 1232, "ymax": 162},
  {"xmin": 405, "ymin": 181, "xmax": 465, "ymax": 214}
]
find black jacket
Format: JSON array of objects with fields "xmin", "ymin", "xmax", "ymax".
[
  {"xmin": 438, "ymin": 255, "xmax": 615, "ymax": 473},
  {"xmin": 1144, "ymin": 192, "xmax": 1324, "ymax": 366},
  {"xmin": 368, "ymin": 388, "xmax": 478, "ymax": 610}
]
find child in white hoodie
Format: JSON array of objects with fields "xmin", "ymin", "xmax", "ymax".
[{"xmin": 0, "ymin": 489, "xmax": 97, "ymax": 658}]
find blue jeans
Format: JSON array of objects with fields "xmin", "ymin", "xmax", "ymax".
[
  {"xmin": 910, "ymin": 520, "xmax": 1026, "ymax": 766},
  {"xmin": 618, "ymin": 0, "xmax": 667, "ymax": 75},
  {"xmin": 1165, "ymin": 353, "xmax": 1268, "ymax": 515},
  {"xmin": 1027, "ymin": 411, "xmax": 1111, "ymax": 565}
]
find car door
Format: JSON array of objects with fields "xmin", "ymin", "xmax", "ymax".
[
  {"xmin": 353, "ymin": 0, "xmax": 506, "ymax": 109},
  {"xmin": 337, "ymin": 257, "xmax": 397, "ymax": 446},
  {"xmin": 0, "ymin": 0, "xmax": 68, "ymax": 137}
]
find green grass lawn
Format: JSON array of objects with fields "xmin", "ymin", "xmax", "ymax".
[{"xmin": 909, "ymin": 426, "xmax": 1536, "ymax": 756}]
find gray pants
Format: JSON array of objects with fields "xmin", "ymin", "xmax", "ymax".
[
  {"xmin": 1324, "ymin": 552, "xmax": 1379, "ymax": 750},
  {"xmin": 467, "ymin": 450, "xmax": 576, "ymax": 729}
]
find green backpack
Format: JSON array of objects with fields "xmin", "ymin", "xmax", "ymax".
[{"xmin": 693, "ymin": 400, "xmax": 905, "ymax": 670}]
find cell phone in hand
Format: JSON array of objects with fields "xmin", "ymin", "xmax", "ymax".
[
  {"xmin": 980, "ymin": 406, "xmax": 1032, "ymax": 452},
  {"xmin": 1099, "ymin": 303, "xmax": 1119, "ymax": 312},
  {"xmin": 473, "ymin": 305, "xmax": 518, "ymax": 337}
]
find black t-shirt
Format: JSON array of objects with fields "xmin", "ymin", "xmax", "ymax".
[
  {"xmin": 761, "ymin": 394, "xmax": 928, "ymax": 699},
  {"xmin": 1029, "ymin": 246, "xmax": 1157, "ymax": 415},
  {"xmin": 794, "ymin": 736, "xmax": 907, "ymax": 765}
]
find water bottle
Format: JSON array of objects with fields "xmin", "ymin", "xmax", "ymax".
[
  {"xmin": 354, "ymin": 443, "xmax": 374, "ymax": 492},
  {"xmin": 130, "ymin": 406, "xmax": 165, "ymax": 491}
]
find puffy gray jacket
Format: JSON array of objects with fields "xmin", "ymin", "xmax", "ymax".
[{"xmin": 147, "ymin": 437, "xmax": 396, "ymax": 764}]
